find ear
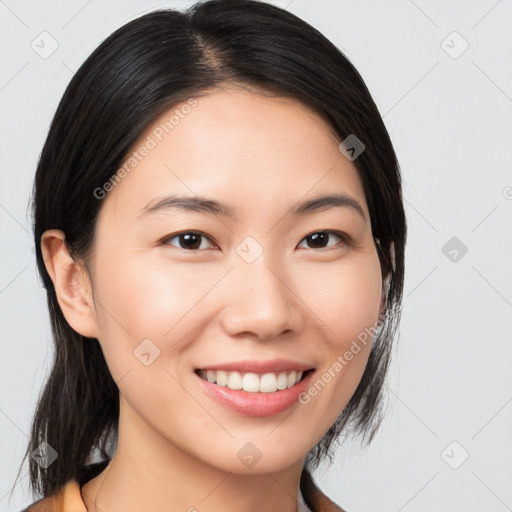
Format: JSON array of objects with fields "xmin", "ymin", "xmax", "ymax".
[{"xmin": 40, "ymin": 229, "xmax": 99, "ymax": 339}]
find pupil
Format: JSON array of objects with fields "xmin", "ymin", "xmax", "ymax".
[
  {"xmin": 181, "ymin": 233, "xmax": 201, "ymax": 250},
  {"xmin": 308, "ymin": 232, "xmax": 328, "ymax": 248}
]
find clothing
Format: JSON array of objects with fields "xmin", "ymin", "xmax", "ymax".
[
  {"xmin": 21, "ymin": 459, "xmax": 345, "ymax": 512},
  {"xmin": 298, "ymin": 484, "xmax": 314, "ymax": 512}
]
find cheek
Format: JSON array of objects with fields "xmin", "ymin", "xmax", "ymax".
[
  {"xmin": 91, "ymin": 253, "xmax": 222, "ymax": 374},
  {"xmin": 297, "ymin": 256, "xmax": 383, "ymax": 346},
  {"xmin": 292, "ymin": 257, "xmax": 382, "ymax": 422},
  {"xmin": 95, "ymin": 254, "xmax": 197, "ymax": 332},
  {"xmin": 89, "ymin": 256, "xmax": 175, "ymax": 369},
  {"xmin": 94, "ymin": 248, "xmax": 382, "ymax": 349}
]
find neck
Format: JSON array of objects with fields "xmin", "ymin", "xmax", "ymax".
[{"xmin": 81, "ymin": 398, "xmax": 305, "ymax": 512}]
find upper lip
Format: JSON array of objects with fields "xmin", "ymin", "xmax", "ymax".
[{"xmin": 196, "ymin": 358, "xmax": 315, "ymax": 374}]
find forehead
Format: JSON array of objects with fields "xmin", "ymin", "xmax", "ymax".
[{"xmin": 98, "ymin": 87, "xmax": 369, "ymax": 225}]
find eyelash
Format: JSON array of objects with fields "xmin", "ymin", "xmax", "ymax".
[{"xmin": 159, "ymin": 230, "xmax": 351, "ymax": 252}]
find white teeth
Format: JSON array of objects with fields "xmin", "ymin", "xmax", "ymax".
[
  {"xmin": 287, "ymin": 371, "xmax": 297, "ymax": 388},
  {"xmin": 216, "ymin": 370, "xmax": 228, "ymax": 387},
  {"xmin": 242, "ymin": 373, "xmax": 260, "ymax": 392},
  {"xmin": 228, "ymin": 371, "xmax": 243, "ymax": 390},
  {"xmin": 199, "ymin": 369, "xmax": 306, "ymax": 392},
  {"xmin": 259, "ymin": 373, "xmax": 277, "ymax": 393},
  {"xmin": 276, "ymin": 372, "xmax": 289, "ymax": 390}
]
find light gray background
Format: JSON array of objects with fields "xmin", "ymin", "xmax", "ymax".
[{"xmin": 1, "ymin": 1, "xmax": 511, "ymax": 511}]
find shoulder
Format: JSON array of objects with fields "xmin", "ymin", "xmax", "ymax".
[
  {"xmin": 19, "ymin": 480, "xmax": 72, "ymax": 512},
  {"xmin": 20, "ymin": 479, "xmax": 84, "ymax": 512},
  {"xmin": 300, "ymin": 468, "xmax": 347, "ymax": 512},
  {"xmin": 20, "ymin": 460, "xmax": 109, "ymax": 512}
]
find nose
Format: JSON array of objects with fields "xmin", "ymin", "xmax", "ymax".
[{"xmin": 219, "ymin": 256, "xmax": 303, "ymax": 341}]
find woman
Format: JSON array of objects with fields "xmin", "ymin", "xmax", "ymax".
[{"xmin": 16, "ymin": 0, "xmax": 406, "ymax": 510}]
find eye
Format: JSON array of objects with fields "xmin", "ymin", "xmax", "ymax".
[
  {"xmin": 297, "ymin": 230, "xmax": 348, "ymax": 250},
  {"xmin": 161, "ymin": 231, "xmax": 216, "ymax": 251},
  {"xmin": 160, "ymin": 229, "xmax": 350, "ymax": 252}
]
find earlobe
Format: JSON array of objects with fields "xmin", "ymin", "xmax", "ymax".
[{"xmin": 40, "ymin": 229, "xmax": 99, "ymax": 339}]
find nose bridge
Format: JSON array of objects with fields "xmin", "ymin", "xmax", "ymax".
[
  {"xmin": 244, "ymin": 255, "xmax": 286, "ymax": 301},
  {"xmin": 220, "ymin": 248, "xmax": 301, "ymax": 339}
]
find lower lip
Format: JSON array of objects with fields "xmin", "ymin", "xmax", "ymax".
[{"xmin": 194, "ymin": 370, "xmax": 315, "ymax": 417}]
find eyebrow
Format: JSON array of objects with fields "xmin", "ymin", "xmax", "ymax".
[{"xmin": 138, "ymin": 193, "xmax": 367, "ymax": 222}]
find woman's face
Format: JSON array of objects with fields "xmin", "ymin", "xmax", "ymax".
[{"xmin": 81, "ymin": 86, "xmax": 385, "ymax": 473}]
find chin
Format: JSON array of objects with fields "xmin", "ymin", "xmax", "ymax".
[{"xmin": 199, "ymin": 441, "xmax": 308, "ymax": 475}]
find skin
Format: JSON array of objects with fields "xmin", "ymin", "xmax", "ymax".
[{"xmin": 41, "ymin": 85, "xmax": 387, "ymax": 512}]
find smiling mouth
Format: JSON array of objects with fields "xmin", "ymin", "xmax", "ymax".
[{"xmin": 194, "ymin": 368, "xmax": 314, "ymax": 393}]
